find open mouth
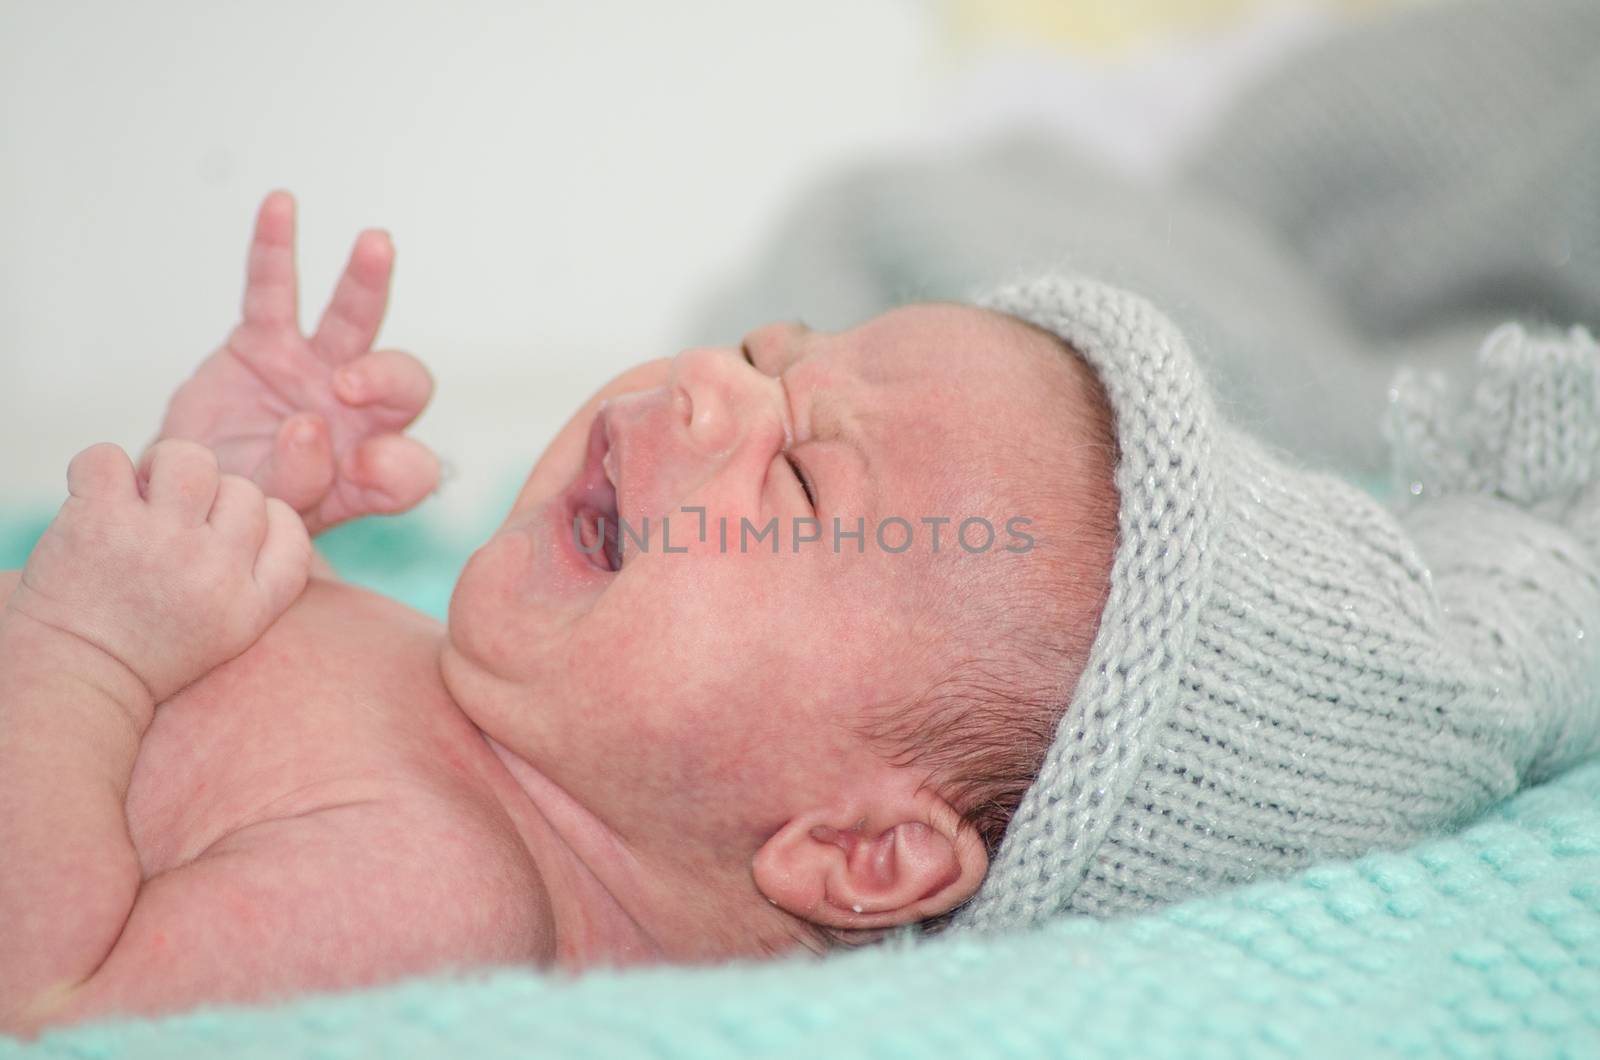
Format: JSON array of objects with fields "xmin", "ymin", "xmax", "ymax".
[{"xmin": 568, "ymin": 410, "xmax": 625, "ymax": 573}]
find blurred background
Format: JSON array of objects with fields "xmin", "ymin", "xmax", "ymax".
[{"xmin": 0, "ymin": 0, "xmax": 1426, "ymax": 611}]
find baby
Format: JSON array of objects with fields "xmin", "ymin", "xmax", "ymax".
[
  {"xmin": 0, "ymin": 192, "xmax": 1117, "ymax": 1034},
  {"xmin": 5, "ymin": 191, "xmax": 1599, "ymax": 1035}
]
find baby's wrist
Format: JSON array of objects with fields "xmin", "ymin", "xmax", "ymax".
[{"xmin": 0, "ymin": 606, "xmax": 157, "ymax": 730}]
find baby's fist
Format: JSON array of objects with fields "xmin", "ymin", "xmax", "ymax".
[{"xmin": 10, "ymin": 441, "xmax": 311, "ymax": 703}]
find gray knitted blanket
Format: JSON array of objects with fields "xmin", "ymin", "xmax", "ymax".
[{"xmin": 687, "ymin": 0, "xmax": 1600, "ymax": 483}]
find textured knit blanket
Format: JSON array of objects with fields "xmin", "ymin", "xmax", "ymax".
[{"xmin": 11, "ymin": 760, "xmax": 1599, "ymax": 1058}]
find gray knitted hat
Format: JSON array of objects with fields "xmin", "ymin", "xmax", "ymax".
[{"xmin": 949, "ymin": 272, "xmax": 1600, "ymax": 933}]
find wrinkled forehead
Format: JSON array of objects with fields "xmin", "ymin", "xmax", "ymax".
[
  {"xmin": 795, "ymin": 303, "xmax": 1082, "ymax": 508},
  {"xmin": 775, "ymin": 304, "xmax": 1097, "ymax": 645}
]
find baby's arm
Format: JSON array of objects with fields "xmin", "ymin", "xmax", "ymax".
[
  {"xmin": 6, "ymin": 783, "xmax": 540, "ymax": 1031},
  {"xmin": 152, "ymin": 192, "xmax": 439, "ymax": 541},
  {"xmin": 0, "ymin": 441, "xmax": 309, "ymax": 1034}
]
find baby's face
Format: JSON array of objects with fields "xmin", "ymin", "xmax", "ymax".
[{"xmin": 443, "ymin": 303, "xmax": 1096, "ymax": 880}]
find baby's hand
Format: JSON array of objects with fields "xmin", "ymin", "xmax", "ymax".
[
  {"xmin": 7, "ymin": 441, "xmax": 311, "ymax": 703},
  {"xmin": 155, "ymin": 191, "xmax": 439, "ymax": 535}
]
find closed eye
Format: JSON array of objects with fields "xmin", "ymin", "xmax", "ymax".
[
  {"xmin": 744, "ymin": 340, "xmax": 816, "ymax": 509},
  {"xmin": 786, "ymin": 453, "xmax": 816, "ymax": 510}
]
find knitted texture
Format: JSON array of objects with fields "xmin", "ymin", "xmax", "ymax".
[
  {"xmin": 951, "ymin": 274, "xmax": 1600, "ymax": 931},
  {"xmin": 1384, "ymin": 322, "xmax": 1600, "ymax": 512},
  {"xmin": 14, "ymin": 760, "xmax": 1600, "ymax": 1059},
  {"xmin": 1384, "ymin": 321, "xmax": 1600, "ymax": 786}
]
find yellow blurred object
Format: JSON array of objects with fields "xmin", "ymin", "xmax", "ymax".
[{"xmin": 941, "ymin": 0, "xmax": 1430, "ymax": 56}]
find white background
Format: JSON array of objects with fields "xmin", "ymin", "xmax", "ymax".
[{"xmin": 0, "ymin": 0, "xmax": 1348, "ymax": 532}]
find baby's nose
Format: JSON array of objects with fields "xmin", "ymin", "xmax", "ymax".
[{"xmin": 669, "ymin": 346, "xmax": 784, "ymax": 456}]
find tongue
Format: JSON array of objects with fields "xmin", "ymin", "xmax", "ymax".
[{"xmin": 575, "ymin": 509, "xmax": 604, "ymax": 555}]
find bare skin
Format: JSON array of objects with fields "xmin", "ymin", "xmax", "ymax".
[{"xmin": 0, "ymin": 193, "xmax": 1113, "ymax": 1035}]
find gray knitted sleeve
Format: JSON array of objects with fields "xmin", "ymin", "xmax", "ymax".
[{"xmin": 1385, "ymin": 322, "xmax": 1600, "ymax": 784}]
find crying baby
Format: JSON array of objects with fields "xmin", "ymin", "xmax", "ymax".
[{"xmin": 5, "ymin": 191, "xmax": 1599, "ymax": 1035}]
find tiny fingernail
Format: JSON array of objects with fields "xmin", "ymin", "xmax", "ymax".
[
  {"xmin": 337, "ymin": 369, "xmax": 362, "ymax": 398},
  {"xmin": 292, "ymin": 420, "xmax": 318, "ymax": 445}
]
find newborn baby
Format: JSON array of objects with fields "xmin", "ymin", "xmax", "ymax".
[
  {"xmin": 0, "ymin": 192, "xmax": 1118, "ymax": 1033},
  {"xmin": 6, "ymin": 191, "xmax": 1600, "ymax": 1034}
]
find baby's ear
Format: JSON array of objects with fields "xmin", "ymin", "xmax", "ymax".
[{"xmin": 750, "ymin": 793, "xmax": 988, "ymax": 933}]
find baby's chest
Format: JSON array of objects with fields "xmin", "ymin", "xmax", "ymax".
[
  {"xmin": 126, "ymin": 697, "xmax": 550, "ymax": 977},
  {"xmin": 120, "ymin": 636, "xmax": 551, "ymax": 967},
  {"xmin": 122, "ymin": 580, "xmax": 492, "ymax": 880}
]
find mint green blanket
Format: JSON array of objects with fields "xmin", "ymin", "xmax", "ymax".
[{"xmin": 10, "ymin": 760, "xmax": 1599, "ymax": 1058}]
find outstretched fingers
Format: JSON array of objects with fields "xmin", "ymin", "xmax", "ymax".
[
  {"xmin": 310, "ymin": 228, "xmax": 394, "ymax": 365},
  {"xmin": 242, "ymin": 190, "xmax": 301, "ymax": 330}
]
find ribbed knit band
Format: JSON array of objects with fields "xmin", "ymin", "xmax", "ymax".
[
  {"xmin": 950, "ymin": 275, "xmax": 1220, "ymax": 932},
  {"xmin": 950, "ymin": 274, "xmax": 1546, "ymax": 932}
]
